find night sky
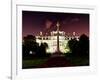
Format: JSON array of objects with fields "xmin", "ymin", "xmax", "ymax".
[{"xmin": 22, "ymin": 11, "xmax": 89, "ymax": 37}]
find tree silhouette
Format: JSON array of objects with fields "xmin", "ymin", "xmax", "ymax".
[
  {"xmin": 68, "ymin": 38, "xmax": 79, "ymax": 56},
  {"xmin": 22, "ymin": 35, "xmax": 39, "ymax": 58},
  {"xmin": 67, "ymin": 34, "xmax": 89, "ymax": 57},
  {"xmin": 24, "ymin": 35, "xmax": 36, "ymax": 42},
  {"xmin": 78, "ymin": 34, "xmax": 89, "ymax": 56},
  {"xmin": 38, "ymin": 42, "xmax": 49, "ymax": 57}
]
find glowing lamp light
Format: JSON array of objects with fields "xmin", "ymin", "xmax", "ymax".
[{"xmin": 29, "ymin": 51, "xmax": 33, "ymax": 54}]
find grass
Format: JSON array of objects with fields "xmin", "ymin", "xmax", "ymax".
[
  {"xmin": 22, "ymin": 54, "xmax": 89, "ymax": 69},
  {"xmin": 22, "ymin": 58, "xmax": 48, "ymax": 69},
  {"xmin": 70, "ymin": 56, "xmax": 89, "ymax": 66}
]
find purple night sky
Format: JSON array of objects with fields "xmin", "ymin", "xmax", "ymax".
[{"xmin": 22, "ymin": 11, "xmax": 89, "ymax": 37}]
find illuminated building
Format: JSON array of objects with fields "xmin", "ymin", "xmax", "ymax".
[{"xmin": 36, "ymin": 22, "xmax": 79, "ymax": 54}]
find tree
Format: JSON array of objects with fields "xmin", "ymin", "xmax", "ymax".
[
  {"xmin": 38, "ymin": 42, "xmax": 49, "ymax": 57},
  {"xmin": 78, "ymin": 34, "xmax": 89, "ymax": 56},
  {"xmin": 68, "ymin": 38, "xmax": 79, "ymax": 56},
  {"xmin": 67, "ymin": 34, "xmax": 89, "ymax": 57},
  {"xmin": 24, "ymin": 35, "xmax": 36, "ymax": 42},
  {"xmin": 22, "ymin": 35, "xmax": 39, "ymax": 58}
]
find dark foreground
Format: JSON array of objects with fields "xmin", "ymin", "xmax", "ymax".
[{"xmin": 22, "ymin": 53, "xmax": 89, "ymax": 69}]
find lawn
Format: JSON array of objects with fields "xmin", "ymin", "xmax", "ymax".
[
  {"xmin": 70, "ymin": 57, "xmax": 89, "ymax": 66},
  {"xmin": 22, "ymin": 54, "xmax": 89, "ymax": 69},
  {"xmin": 22, "ymin": 58, "xmax": 48, "ymax": 69}
]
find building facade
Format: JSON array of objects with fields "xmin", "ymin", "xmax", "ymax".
[{"xmin": 36, "ymin": 31, "xmax": 79, "ymax": 53}]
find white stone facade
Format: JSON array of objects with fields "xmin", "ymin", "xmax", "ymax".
[{"xmin": 36, "ymin": 31, "xmax": 79, "ymax": 53}]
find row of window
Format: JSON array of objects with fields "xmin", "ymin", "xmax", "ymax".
[{"xmin": 37, "ymin": 37, "xmax": 79, "ymax": 40}]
